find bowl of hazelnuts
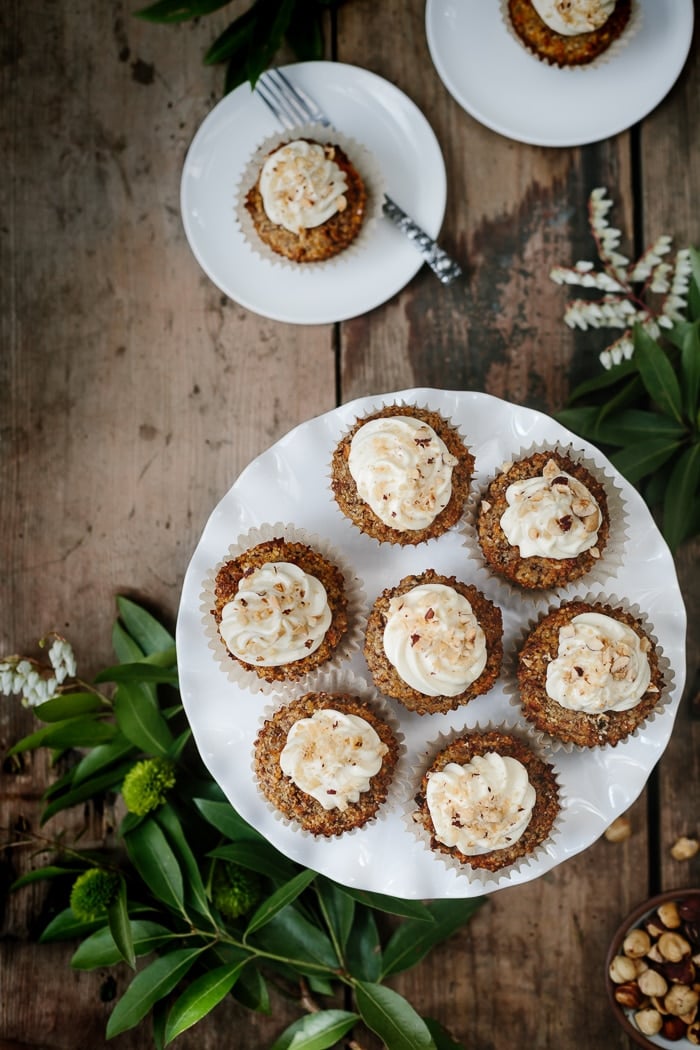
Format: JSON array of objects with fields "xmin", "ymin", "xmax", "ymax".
[{"xmin": 606, "ymin": 889, "xmax": 700, "ymax": 1047}]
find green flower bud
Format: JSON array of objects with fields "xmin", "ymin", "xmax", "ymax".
[
  {"xmin": 69, "ymin": 868, "xmax": 120, "ymax": 921},
  {"xmin": 121, "ymin": 757, "xmax": 176, "ymax": 816},
  {"xmin": 212, "ymin": 862, "xmax": 263, "ymax": 921}
]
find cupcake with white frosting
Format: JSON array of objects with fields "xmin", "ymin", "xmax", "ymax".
[
  {"xmin": 253, "ymin": 684, "xmax": 402, "ymax": 836},
  {"xmin": 412, "ymin": 727, "xmax": 560, "ymax": 874},
  {"xmin": 516, "ymin": 598, "xmax": 667, "ymax": 748},
  {"xmin": 503, "ymin": 0, "xmax": 637, "ymax": 67},
  {"xmin": 364, "ymin": 570, "xmax": 503, "ymax": 715},
  {"xmin": 331, "ymin": 403, "xmax": 474, "ymax": 545}
]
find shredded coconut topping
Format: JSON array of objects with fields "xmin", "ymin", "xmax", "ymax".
[
  {"xmin": 259, "ymin": 140, "xmax": 348, "ymax": 234},
  {"xmin": 531, "ymin": 0, "xmax": 615, "ymax": 35}
]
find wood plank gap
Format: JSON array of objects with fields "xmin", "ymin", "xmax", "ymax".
[
  {"xmin": 646, "ymin": 766, "xmax": 662, "ymax": 894},
  {"xmin": 630, "ymin": 123, "xmax": 645, "ymax": 258}
]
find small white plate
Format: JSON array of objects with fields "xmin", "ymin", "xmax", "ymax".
[
  {"xmin": 180, "ymin": 62, "xmax": 446, "ymax": 324},
  {"xmin": 176, "ymin": 389, "xmax": 686, "ymax": 899},
  {"xmin": 425, "ymin": 0, "xmax": 694, "ymax": 147}
]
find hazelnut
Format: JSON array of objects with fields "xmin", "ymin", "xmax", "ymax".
[
  {"xmin": 663, "ymin": 958, "xmax": 696, "ymax": 986},
  {"xmin": 671, "ymin": 836, "xmax": 699, "ymax": 861},
  {"xmin": 662, "ymin": 1015, "xmax": 689, "ymax": 1040},
  {"xmin": 638, "ymin": 969, "xmax": 668, "ymax": 998},
  {"xmin": 615, "ymin": 981, "xmax": 648, "ymax": 1009},
  {"xmin": 651, "ymin": 994, "xmax": 669, "ymax": 1015},
  {"xmin": 609, "ymin": 954, "xmax": 639, "ymax": 983},
  {"xmin": 680, "ymin": 899, "xmax": 700, "ymax": 923},
  {"xmin": 647, "ymin": 942, "xmax": 665, "ymax": 964},
  {"xmin": 634, "ymin": 1008, "xmax": 663, "ymax": 1036},
  {"xmin": 688, "ymin": 1020, "xmax": 700, "ymax": 1044},
  {"xmin": 659, "ymin": 932, "xmax": 692, "ymax": 962},
  {"xmin": 623, "ymin": 928, "xmax": 651, "ymax": 958},
  {"xmin": 605, "ymin": 816, "xmax": 632, "ymax": 843},
  {"xmin": 646, "ymin": 915, "xmax": 669, "ymax": 939},
  {"xmin": 665, "ymin": 984, "xmax": 700, "ymax": 1017},
  {"xmin": 658, "ymin": 901, "xmax": 682, "ymax": 929}
]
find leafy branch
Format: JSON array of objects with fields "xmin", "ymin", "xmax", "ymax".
[
  {"xmin": 134, "ymin": 0, "xmax": 346, "ymax": 92},
  {"xmin": 3, "ymin": 597, "xmax": 483, "ymax": 1048}
]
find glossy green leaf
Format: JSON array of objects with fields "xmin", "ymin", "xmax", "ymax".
[
  {"xmin": 39, "ymin": 761, "xmax": 135, "ymax": 825},
  {"xmin": 285, "ymin": 0, "xmax": 324, "ymax": 62},
  {"xmin": 164, "ymin": 958, "xmax": 249, "ymax": 1043},
  {"xmin": 116, "ymin": 596, "xmax": 175, "ymax": 654},
  {"xmin": 204, "ymin": 4, "xmax": 259, "ymax": 65},
  {"xmin": 72, "ymin": 734, "xmax": 135, "ymax": 784},
  {"xmin": 314, "ymin": 876, "xmax": 355, "ymax": 955},
  {"xmin": 96, "ymin": 663, "xmax": 178, "ymax": 686},
  {"xmin": 194, "ymin": 797, "xmax": 264, "ymax": 842},
  {"xmin": 7, "ymin": 717, "xmax": 116, "ymax": 756},
  {"xmin": 424, "ymin": 1016, "xmax": 467, "ymax": 1050},
  {"xmin": 112, "ymin": 619, "xmax": 146, "ymax": 664},
  {"xmin": 662, "ymin": 442, "xmax": 700, "ymax": 551},
  {"xmin": 591, "ymin": 409, "xmax": 687, "ymax": 447},
  {"xmin": 633, "ymin": 325, "xmax": 684, "ymax": 423},
  {"xmin": 269, "ymin": 1009, "xmax": 359, "ymax": 1050},
  {"xmin": 245, "ymin": 869, "xmax": 316, "ymax": 936},
  {"xmin": 39, "ymin": 907, "xmax": 107, "ymax": 943},
  {"xmin": 596, "ymin": 374, "xmax": 646, "ymax": 423},
  {"xmin": 33, "ymin": 692, "xmax": 107, "ymax": 722},
  {"xmin": 554, "ymin": 406, "xmax": 599, "ymax": 440},
  {"xmin": 339, "ymin": 887, "xmax": 435, "ymax": 922},
  {"xmin": 566, "ymin": 358, "xmax": 637, "ymax": 402},
  {"xmin": 355, "ymin": 981, "xmax": 436, "ymax": 1050},
  {"xmin": 105, "ymin": 947, "xmax": 204, "ymax": 1038},
  {"xmin": 107, "ymin": 875, "xmax": 136, "ymax": 969},
  {"xmin": 231, "ymin": 961, "xmax": 270, "ymax": 1013},
  {"xmin": 135, "ymin": 0, "xmax": 232, "ymax": 23},
  {"xmin": 125, "ymin": 818, "xmax": 185, "ymax": 914},
  {"xmin": 243, "ymin": 0, "xmax": 296, "ymax": 86},
  {"xmin": 208, "ymin": 841, "xmax": 298, "ymax": 882},
  {"xmin": 251, "ymin": 906, "xmax": 339, "ymax": 973},
  {"xmin": 381, "ymin": 898, "xmax": 486, "ymax": 978},
  {"xmin": 344, "ymin": 904, "xmax": 382, "ymax": 982},
  {"xmin": 609, "ymin": 438, "xmax": 684, "ymax": 485},
  {"xmin": 71, "ymin": 920, "xmax": 175, "ymax": 969},
  {"xmin": 155, "ymin": 803, "xmax": 211, "ymax": 920},
  {"xmin": 11, "ymin": 864, "xmax": 82, "ymax": 891},
  {"xmin": 681, "ymin": 321, "xmax": 700, "ymax": 419},
  {"xmin": 114, "ymin": 681, "xmax": 174, "ymax": 756}
]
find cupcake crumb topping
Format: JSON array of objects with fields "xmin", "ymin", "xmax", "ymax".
[
  {"xmin": 259, "ymin": 140, "xmax": 349, "ymax": 234},
  {"xmin": 531, "ymin": 0, "xmax": 615, "ymax": 35}
]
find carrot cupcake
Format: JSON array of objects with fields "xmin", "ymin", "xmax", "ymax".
[
  {"xmin": 413, "ymin": 729, "xmax": 560, "ymax": 873},
  {"xmin": 212, "ymin": 536, "xmax": 349, "ymax": 684},
  {"xmin": 364, "ymin": 570, "xmax": 503, "ymax": 715},
  {"xmin": 516, "ymin": 599, "xmax": 665, "ymax": 748},
  {"xmin": 244, "ymin": 137, "xmax": 367, "ymax": 263},
  {"xmin": 506, "ymin": 0, "xmax": 633, "ymax": 67},
  {"xmin": 476, "ymin": 450, "xmax": 610, "ymax": 590},
  {"xmin": 331, "ymin": 404, "xmax": 474, "ymax": 545},
  {"xmin": 253, "ymin": 691, "xmax": 400, "ymax": 837}
]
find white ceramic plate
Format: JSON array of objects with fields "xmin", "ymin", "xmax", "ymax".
[
  {"xmin": 176, "ymin": 389, "xmax": 686, "ymax": 899},
  {"xmin": 425, "ymin": 0, "xmax": 694, "ymax": 147},
  {"xmin": 180, "ymin": 62, "xmax": 446, "ymax": 324}
]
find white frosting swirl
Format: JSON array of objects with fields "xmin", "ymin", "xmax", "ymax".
[
  {"xmin": 383, "ymin": 583, "xmax": 487, "ymax": 697},
  {"xmin": 348, "ymin": 415, "xmax": 459, "ymax": 531},
  {"xmin": 219, "ymin": 561, "xmax": 331, "ymax": 666},
  {"xmin": 279, "ymin": 708, "xmax": 388, "ymax": 811},
  {"xmin": 545, "ymin": 611, "xmax": 651, "ymax": 713},
  {"xmin": 259, "ymin": 140, "xmax": 349, "ymax": 234},
  {"xmin": 427, "ymin": 753, "xmax": 536, "ymax": 855},
  {"xmin": 500, "ymin": 459, "xmax": 602, "ymax": 559},
  {"xmin": 531, "ymin": 0, "xmax": 615, "ymax": 35}
]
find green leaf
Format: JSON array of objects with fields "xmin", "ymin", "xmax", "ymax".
[
  {"xmin": 112, "ymin": 620, "xmax": 146, "ymax": 664},
  {"xmin": 96, "ymin": 663, "xmax": 178, "ymax": 686},
  {"xmin": 339, "ymin": 888, "xmax": 435, "ymax": 922},
  {"xmin": 566, "ymin": 358, "xmax": 638, "ymax": 402},
  {"xmin": 164, "ymin": 958, "xmax": 250, "ymax": 1043},
  {"xmin": 155, "ymin": 803, "xmax": 211, "ymax": 920},
  {"xmin": 134, "ymin": 0, "xmax": 232, "ymax": 23},
  {"xmin": 73, "ymin": 734, "xmax": 136, "ymax": 784},
  {"xmin": 590, "ymin": 409, "xmax": 687, "ymax": 447},
  {"xmin": 381, "ymin": 898, "xmax": 486, "ymax": 978},
  {"xmin": 424, "ymin": 1016, "xmax": 467, "ymax": 1050},
  {"xmin": 208, "ymin": 841, "xmax": 298, "ymax": 882},
  {"xmin": 681, "ymin": 321, "xmax": 700, "ymax": 420},
  {"xmin": 285, "ymin": 0, "xmax": 324, "ymax": 62},
  {"xmin": 633, "ymin": 325, "xmax": 684, "ymax": 423},
  {"xmin": 354, "ymin": 981, "xmax": 436, "ymax": 1050},
  {"xmin": 39, "ymin": 907, "xmax": 107, "ymax": 943},
  {"xmin": 609, "ymin": 438, "xmax": 684, "ymax": 485},
  {"xmin": 269, "ymin": 1010, "xmax": 359, "ymax": 1050},
  {"xmin": 107, "ymin": 875, "xmax": 136, "ymax": 969},
  {"xmin": 344, "ymin": 904, "xmax": 382, "ymax": 982},
  {"xmin": 7, "ymin": 717, "xmax": 116, "ymax": 756},
  {"xmin": 106, "ymin": 947, "xmax": 204, "ymax": 1038},
  {"xmin": 71, "ymin": 920, "xmax": 175, "ymax": 969},
  {"xmin": 125, "ymin": 818, "xmax": 185, "ymax": 914},
  {"xmin": 116, "ymin": 596, "xmax": 175, "ymax": 654},
  {"xmin": 245, "ymin": 869, "xmax": 317, "ymax": 936},
  {"xmin": 114, "ymin": 681, "xmax": 174, "ymax": 757},
  {"xmin": 204, "ymin": 4, "xmax": 259, "ymax": 65},
  {"xmin": 314, "ymin": 877, "xmax": 355, "ymax": 956},
  {"xmin": 11, "ymin": 864, "xmax": 82, "ymax": 891},
  {"xmin": 194, "ymin": 797, "xmax": 264, "ymax": 842},
  {"xmin": 554, "ymin": 406, "xmax": 600, "ymax": 440},
  {"xmin": 231, "ymin": 962, "xmax": 270, "ymax": 1014},
  {"xmin": 251, "ymin": 906, "xmax": 339, "ymax": 974},
  {"xmin": 39, "ymin": 761, "xmax": 135, "ymax": 825},
  {"xmin": 243, "ymin": 0, "xmax": 296, "ymax": 86},
  {"xmin": 662, "ymin": 442, "xmax": 700, "ymax": 551},
  {"xmin": 33, "ymin": 692, "xmax": 107, "ymax": 722},
  {"xmin": 595, "ymin": 374, "xmax": 646, "ymax": 423}
]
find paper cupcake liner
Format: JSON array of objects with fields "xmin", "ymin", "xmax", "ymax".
[
  {"xmin": 201, "ymin": 521, "xmax": 366, "ymax": 696},
  {"xmin": 251, "ymin": 668, "xmax": 409, "ymax": 839},
  {"xmin": 404, "ymin": 719, "xmax": 565, "ymax": 889},
  {"xmin": 505, "ymin": 591, "xmax": 674, "ymax": 753},
  {"xmin": 499, "ymin": 0, "xmax": 641, "ymax": 71},
  {"xmin": 463, "ymin": 439, "xmax": 628, "ymax": 603},
  {"xmin": 235, "ymin": 124, "xmax": 384, "ymax": 272},
  {"xmin": 328, "ymin": 398, "xmax": 476, "ymax": 548}
]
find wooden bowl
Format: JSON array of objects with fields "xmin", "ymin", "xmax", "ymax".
[{"xmin": 605, "ymin": 888, "xmax": 700, "ymax": 1048}]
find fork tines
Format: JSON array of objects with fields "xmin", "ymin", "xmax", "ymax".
[{"xmin": 256, "ymin": 68, "xmax": 332, "ymax": 130}]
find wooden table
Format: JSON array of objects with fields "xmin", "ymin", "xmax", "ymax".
[{"xmin": 1, "ymin": 1, "xmax": 698, "ymax": 1047}]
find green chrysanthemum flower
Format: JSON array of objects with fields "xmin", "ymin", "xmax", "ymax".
[
  {"xmin": 212, "ymin": 862, "xmax": 263, "ymax": 920},
  {"xmin": 70, "ymin": 868, "xmax": 120, "ymax": 921},
  {"xmin": 121, "ymin": 757, "xmax": 176, "ymax": 816}
]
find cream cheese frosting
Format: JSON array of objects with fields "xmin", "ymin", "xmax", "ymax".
[
  {"xmin": 259, "ymin": 140, "xmax": 348, "ymax": 234},
  {"xmin": 219, "ymin": 561, "xmax": 331, "ymax": 666},
  {"xmin": 545, "ymin": 611, "xmax": 651, "ymax": 713},
  {"xmin": 279, "ymin": 708, "xmax": 388, "ymax": 811},
  {"xmin": 531, "ymin": 0, "xmax": 615, "ymax": 35},
  {"xmin": 427, "ymin": 753, "xmax": 536, "ymax": 855},
  {"xmin": 500, "ymin": 458, "xmax": 602, "ymax": 559},
  {"xmin": 383, "ymin": 583, "xmax": 487, "ymax": 697},
  {"xmin": 348, "ymin": 415, "xmax": 459, "ymax": 531}
]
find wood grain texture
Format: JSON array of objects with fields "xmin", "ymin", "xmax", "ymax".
[{"xmin": 1, "ymin": 0, "xmax": 698, "ymax": 1047}]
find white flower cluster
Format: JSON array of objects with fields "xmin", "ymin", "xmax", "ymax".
[
  {"xmin": 550, "ymin": 188, "xmax": 692, "ymax": 369},
  {"xmin": 0, "ymin": 636, "xmax": 77, "ymax": 708}
]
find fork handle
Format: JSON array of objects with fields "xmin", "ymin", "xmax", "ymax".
[{"xmin": 382, "ymin": 196, "xmax": 462, "ymax": 285}]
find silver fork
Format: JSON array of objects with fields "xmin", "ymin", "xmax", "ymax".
[{"xmin": 255, "ymin": 68, "xmax": 463, "ymax": 286}]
